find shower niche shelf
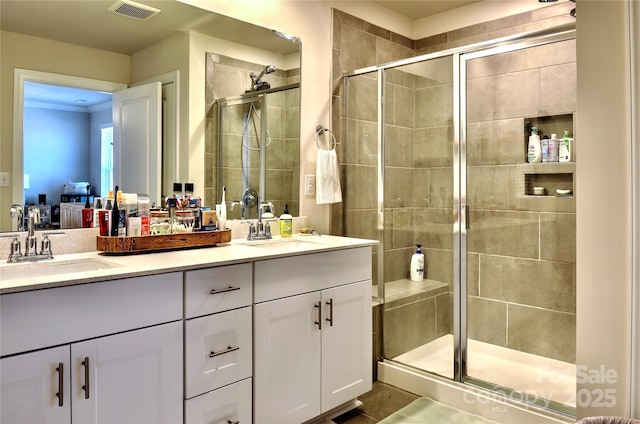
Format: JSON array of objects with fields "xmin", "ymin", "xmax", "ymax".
[
  {"xmin": 520, "ymin": 162, "xmax": 575, "ymax": 197},
  {"xmin": 523, "ymin": 113, "xmax": 575, "ymax": 163}
]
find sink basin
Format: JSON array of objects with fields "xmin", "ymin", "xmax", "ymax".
[
  {"xmin": 241, "ymin": 237, "xmax": 321, "ymax": 250},
  {"xmin": 0, "ymin": 258, "xmax": 123, "ymax": 281}
]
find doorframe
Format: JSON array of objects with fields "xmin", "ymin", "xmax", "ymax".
[{"xmin": 12, "ymin": 69, "xmax": 127, "ymax": 207}]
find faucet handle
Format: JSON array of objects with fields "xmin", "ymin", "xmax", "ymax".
[
  {"xmin": 40, "ymin": 234, "xmax": 53, "ymax": 259},
  {"xmin": 10, "ymin": 237, "xmax": 22, "ymax": 258}
]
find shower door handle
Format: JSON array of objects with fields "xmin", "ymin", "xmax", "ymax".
[{"xmin": 463, "ymin": 205, "xmax": 470, "ymax": 230}]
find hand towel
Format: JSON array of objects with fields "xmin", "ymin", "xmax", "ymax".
[{"xmin": 316, "ymin": 149, "xmax": 342, "ymax": 204}]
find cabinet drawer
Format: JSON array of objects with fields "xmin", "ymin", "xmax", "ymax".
[
  {"xmin": 185, "ymin": 306, "xmax": 252, "ymax": 398},
  {"xmin": 254, "ymin": 247, "xmax": 371, "ymax": 303},
  {"xmin": 185, "ymin": 377, "xmax": 252, "ymax": 424},
  {"xmin": 1, "ymin": 273, "xmax": 182, "ymax": 357},
  {"xmin": 184, "ymin": 264, "xmax": 252, "ymax": 318}
]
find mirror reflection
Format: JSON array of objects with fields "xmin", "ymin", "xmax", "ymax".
[{"xmin": 1, "ymin": 0, "xmax": 301, "ymax": 232}]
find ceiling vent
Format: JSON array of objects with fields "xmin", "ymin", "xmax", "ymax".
[{"xmin": 108, "ymin": 0, "xmax": 161, "ymax": 20}]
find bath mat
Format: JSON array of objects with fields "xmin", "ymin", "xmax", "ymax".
[{"xmin": 379, "ymin": 397, "xmax": 499, "ymax": 424}]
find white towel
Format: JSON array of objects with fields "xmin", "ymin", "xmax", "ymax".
[{"xmin": 316, "ymin": 149, "xmax": 342, "ymax": 204}]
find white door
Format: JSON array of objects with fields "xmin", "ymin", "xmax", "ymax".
[
  {"xmin": 254, "ymin": 292, "xmax": 322, "ymax": 424},
  {"xmin": 113, "ymin": 82, "xmax": 161, "ymax": 204},
  {"xmin": 71, "ymin": 322, "xmax": 183, "ymax": 424},
  {"xmin": 321, "ymin": 281, "xmax": 373, "ymax": 412},
  {"xmin": 0, "ymin": 346, "xmax": 70, "ymax": 424}
]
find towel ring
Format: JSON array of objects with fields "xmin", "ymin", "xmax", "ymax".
[{"xmin": 315, "ymin": 125, "xmax": 338, "ymax": 151}]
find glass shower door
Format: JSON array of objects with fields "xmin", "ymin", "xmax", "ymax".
[
  {"xmin": 462, "ymin": 37, "xmax": 577, "ymax": 413},
  {"xmin": 343, "ymin": 55, "xmax": 457, "ymax": 380}
]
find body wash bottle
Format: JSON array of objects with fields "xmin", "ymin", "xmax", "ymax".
[
  {"xmin": 559, "ymin": 130, "xmax": 573, "ymax": 162},
  {"xmin": 527, "ymin": 126, "xmax": 541, "ymax": 163},
  {"xmin": 410, "ymin": 244, "xmax": 425, "ymax": 282}
]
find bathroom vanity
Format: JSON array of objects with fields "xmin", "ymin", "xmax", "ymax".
[{"xmin": 0, "ymin": 235, "xmax": 374, "ymax": 424}]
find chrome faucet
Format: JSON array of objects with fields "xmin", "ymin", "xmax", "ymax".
[
  {"xmin": 247, "ymin": 199, "xmax": 273, "ymax": 241},
  {"xmin": 10, "ymin": 204, "xmax": 23, "ymax": 231},
  {"xmin": 6, "ymin": 207, "xmax": 58, "ymax": 263}
]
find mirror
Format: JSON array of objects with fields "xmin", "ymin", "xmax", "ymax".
[{"xmin": 0, "ymin": 0, "xmax": 301, "ymax": 232}]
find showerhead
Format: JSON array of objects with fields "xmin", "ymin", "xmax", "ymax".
[{"xmin": 250, "ymin": 64, "xmax": 277, "ymax": 91}]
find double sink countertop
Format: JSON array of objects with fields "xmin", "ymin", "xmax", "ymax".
[{"xmin": 0, "ymin": 235, "xmax": 377, "ymax": 294}]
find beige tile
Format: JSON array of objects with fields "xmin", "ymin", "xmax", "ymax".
[
  {"xmin": 467, "ymin": 70, "xmax": 539, "ymax": 122},
  {"xmin": 385, "ymin": 125, "xmax": 414, "ymax": 167},
  {"xmin": 468, "ymin": 210, "xmax": 539, "ymax": 259},
  {"xmin": 413, "ymin": 208, "xmax": 454, "ymax": 251},
  {"xmin": 507, "ymin": 304, "xmax": 575, "ymax": 362},
  {"xmin": 384, "ymin": 247, "xmax": 412, "ymax": 282},
  {"xmin": 413, "ymin": 168, "xmax": 431, "ymax": 208},
  {"xmin": 377, "ymin": 37, "xmax": 415, "ymax": 66},
  {"xmin": 345, "ymin": 165, "xmax": 377, "ymax": 210},
  {"xmin": 384, "ymin": 167, "xmax": 414, "ymax": 208},
  {"xmin": 414, "ymin": 125, "xmax": 453, "ymax": 168},
  {"xmin": 467, "ymin": 253, "xmax": 480, "ymax": 296},
  {"xmin": 346, "ymin": 73, "xmax": 378, "ymax": 123},
  {"xmin": 538, "ymin": 63, "xmax": 576, "ymax": 116},
  {"xmin": 467, "ymin": 296, "xmax": 507, "ymax": 347},
  {"xmin": 540, "ymin": 213, "xmax": 576, "ymax": 263},
  {"xmin": 386, "ymin": 67, "xmax": 416, "ymax": 89},
  {"xmin": 480, "ymin": 255, "xmax": 575, "ymax": 313},
  {"xmin": 436, "ymin": 292, "xmax": 453, "ymax": 336},
  {"xmin": 429, "ymin": 167, "xmax": 454, "ymax": 209},
  {"xmin": 345, "ymin": 209, "xmax": 378, "ymax": 241},
  {"xmin": 425, "ymin": 247, "xmax": 454, "ymax": 287},
  {"xmin": 467, "ymin": 165, "xmax": 512, "ymax": 210},
  {"xmin": 416, "ymin": 84, "xmax": 453, "ymax": 127},
  {"xmin": 383, "ymin": 296, "xmax": 438, "ymax": 358},
  {"xmin": 391, "ymin": 208, "xmax": 415, "ymax": 250},
  {"xmin": 392, "ymin": 85, "xmax": 416, "ymax": 128},
  {"xmin": 466, "ymin": 119, "xmax": 524, "ymax": 166},
  {"xmin": 340, "ymin": 25, "xmax": 377, "ymax": 71}
]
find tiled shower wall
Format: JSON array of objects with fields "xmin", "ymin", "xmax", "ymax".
[
  {"xmin": 204, "ymin": 53, "xmax": 300, "ymax": 214},
  {"xmin": 332, "ymin": 3, "xmax": 576, "ymax": 363}
]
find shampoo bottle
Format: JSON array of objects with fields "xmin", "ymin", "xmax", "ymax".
[
  {"xmin": 410, "ymin": 244, "xmax": 425, "ymax": 282},
  {"xmin": 279, "ymin": 204, "xmax": 293, "ymax": 238},
  {"xmin": 527, "ymin": 126, "xmax": 541, "ymax": 163},
  {"xmin": 548, "ymin": 134, "xmax": 559, "ymax": 162},
  {"xmin": 559, "ymin": 130, "xmax": 573, "ymax": 162}
]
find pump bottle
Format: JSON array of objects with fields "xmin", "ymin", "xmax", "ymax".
[
  {"xmin": 527, "ymin": 126, "xmax": 541, "ymax": 163},
  {"xmin": 410, "ymin": 244, "xmax": 425, "ymax": 282},
  {"xmin": 279, "ymin": 204, "xmax": 293, "ymax": 238}
]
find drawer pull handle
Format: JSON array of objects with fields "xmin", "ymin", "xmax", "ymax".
[
  {"xmin": 209, "ymin": 346, "xmax": 239, "ymax": 358},
  {"xmin": 314, "ymin": 301, "xmax": 322, "ymax": 330},
  {"xmin": 227, "ymin": 421, "xmax": 240, "ymax": 424},
  {"xmin": 210, "ymin": 286, "xmax": 241, "ymax": 295},
  {"xmin": 56, "ymin": 362, "xmax": 64, "ymax": 407},
  {"xmin": 326, "ymin": 298, "xmax": 334, "ymax": 327}
]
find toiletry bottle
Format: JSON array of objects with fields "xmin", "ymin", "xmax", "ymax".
[
  {"xmin": 116, "ymin": 189, "xmax": 127, "ymax": 236},
  {"xmin": 279, "ymin": 204, "xmax": 293, "ymax": 238},
  {"xmin": 559, "ymin": 130, "xmax": 573, "ymax": 162},
  {"xmin": 548, "ymin": 134, "xmax": 559, "ymax": 162},
  {"xmin": 410, "ymin": 244, "xmax": 425, "ymax": 282},
  {"xmin": 217, "ymin": 186, "xmax": 227, "ymax": 230},
  {"xmin": 110, "ymin": 185, "xmax": 120, "ymax": 236},
  {"xmin": 541, "ymin": 135, "xmax": 549, "ymax": 163},
  {"xmin": 527, "ymin": 126, "xmax": 541, "ymax": 163},
  {"xmin": 105, "ymin": 190, "xmax": 113, "ymax": 211}
]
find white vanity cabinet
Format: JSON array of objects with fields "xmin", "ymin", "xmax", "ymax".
[
  {"xmin": 0, "ymin": 274, "xmax": 183, "ymax": 424},
  {"xmin": 184, "ymin": 264, "xmax": 253, "ymax": 424},
  {"xmin": 253, "ymin": 247, "xmax": 372, "ymax": 424}
]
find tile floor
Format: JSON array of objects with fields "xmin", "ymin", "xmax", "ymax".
[{"xmin": 333, "ymin": 381, "xmax": 420, "ymax": 423}]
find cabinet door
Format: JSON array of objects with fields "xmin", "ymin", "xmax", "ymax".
[
  {"xmin": 0, "ymin": 346, "xmax": 70, "ymax": 424},
  {"xmin": 71, "ymin": 321, "xmax": 182, "ymax": 424},
  {"xmin": 254, "ymin": 292, "xmax": 321, "ymax": 423},
  {"xmin": 321, "ymin": 281, "xmax": 372, "ymax": 412}
]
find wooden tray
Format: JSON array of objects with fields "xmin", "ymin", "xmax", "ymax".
[{"xmin": 96, "ymin": 230, "xmax": 231, "ymax": 254}]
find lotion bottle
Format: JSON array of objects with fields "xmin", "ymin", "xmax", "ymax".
[
  {"xmin": 527, "ymin": 126, "xmax": 541, "ymax": 163},
  {"xmin": 279, "ymin": 204, "xmax": 293, "ymax": 238},
  {"xmin": 559, "ymin": 130, "xmax": 573, "ymax": 162},
  {"xmin": 410, "ymin": 244, "xmax": 425, "ymax": 282}
]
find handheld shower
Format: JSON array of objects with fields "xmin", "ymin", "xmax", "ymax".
[{"xmin": 250, "ymin": 64, "xmax": 276, "ymax": 91}]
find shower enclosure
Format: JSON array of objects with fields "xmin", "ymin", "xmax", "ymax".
[
  {"xmin": 342, "ymin": 29, "xmax": 576, "ymax": 416},
  {"xmin": 216, "ymin": 83, "xmax": 300, "ymax": 219}
]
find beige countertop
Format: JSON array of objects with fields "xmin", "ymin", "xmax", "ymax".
[{"xmin": 0, "ymin": 235, "xmax": 377, "ymax": 294}]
